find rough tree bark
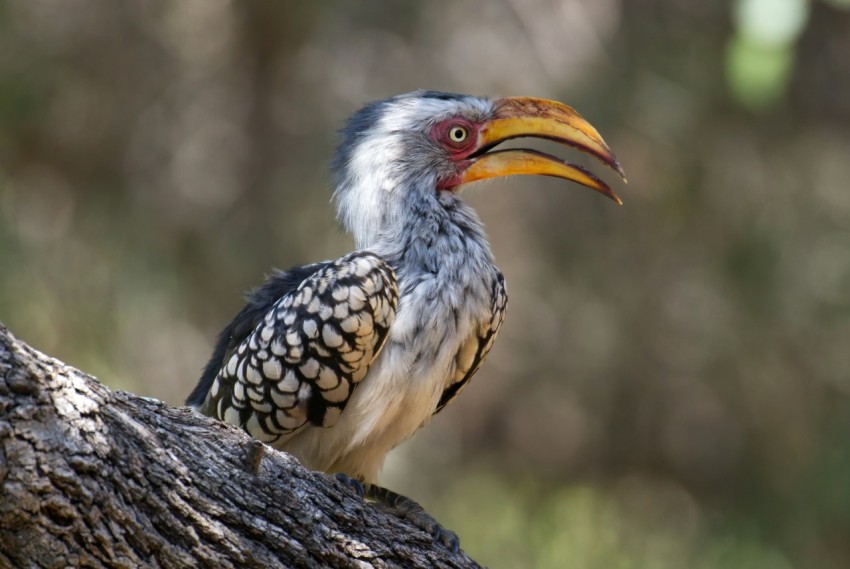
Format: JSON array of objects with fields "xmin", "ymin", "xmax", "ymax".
[{"xmin": 0, "ymin": 323, "xmax": 482, "ymax": 569}]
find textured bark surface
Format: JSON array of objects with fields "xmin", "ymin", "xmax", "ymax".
[{"xmin": 0, "ymin": 323, "xmax": 481, "ymax": 569}]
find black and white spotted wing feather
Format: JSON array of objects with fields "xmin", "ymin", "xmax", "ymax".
[
  {"xmin": 186, "ymin": 261, "xmax": 331, "ymax": 410},
  {"xmin": 435, "ymin": 273, "xmax": 507, "ymax": 413},
  {"xmin": 191, "ymin": 252, "xmax": 398, "ymax": 446}
]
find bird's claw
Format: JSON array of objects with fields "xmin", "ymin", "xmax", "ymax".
[
  {"xmin": 365, "ymin": 483, "xmax": 460, "ymax": 553},
  {"xmin": 334, "ymin": 472, "xmax": 365, "ymax": 498},
  {"xmin": 431, "ymin": 524, "xmax": 460, "ymax": 554}
]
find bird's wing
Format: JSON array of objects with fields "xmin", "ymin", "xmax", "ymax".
[
  {"xmin": 186, "ymin": 261, "xmax": 331, "ymax": 409},
  {"xmin": 195, "ymin": 252, "xmax": 399, "ymax": 446},
  {"xmin": 434, "ymin": 273, "xmax": 507, "ymax": 414}
]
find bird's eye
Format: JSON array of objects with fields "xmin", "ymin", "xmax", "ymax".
[{"xmin": 448, "ymin": 125, "xmax": 468, "ymax": 144}]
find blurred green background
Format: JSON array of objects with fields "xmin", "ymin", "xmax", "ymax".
[{"xmin": 2, "ymin": 0, "xmax": 849, "ymax": 566}]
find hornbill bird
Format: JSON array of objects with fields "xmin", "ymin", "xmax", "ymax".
[{"xmin": 186, "ymin": 91, "xmax": 625, "ymax": 550}]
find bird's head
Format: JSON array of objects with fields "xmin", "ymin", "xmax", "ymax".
[{"xmin": 332, "ymin": 91, "xmax": 625, "ymax": 248}]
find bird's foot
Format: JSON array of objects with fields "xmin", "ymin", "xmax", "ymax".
[
  {"xmin": 334, "ymin": 472, "xmax": 365, "ymax": 498},
  {"xmin": 365, "ymin": 483, "xmax": 460, "ymax": 553}
]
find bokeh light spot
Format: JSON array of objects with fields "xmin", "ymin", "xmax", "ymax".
[
  {"xmin": 726, "ymin": 36, "xmax": 794, "ymax": 110},
  {"xmin": 734, "ymin": 0, "xmax": 809, "ymax": 47}
]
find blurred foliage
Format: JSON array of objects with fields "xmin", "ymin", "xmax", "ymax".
[
  {"xmin": 1, "ymin": 1, "xmax": 849, "ymax": 567},
  {"xmin": 728, "ymin": 0, "xmax": 808, "ymax": 110}
]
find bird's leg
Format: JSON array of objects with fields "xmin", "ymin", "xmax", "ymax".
[
  {"xmin": 334, "ymin": 472, "xmax": 366, "ymax": 498},
  {"xmin": 364, "ymin": 483, "xmax": 460, "ymax": 553},
  {"xmin": 333, "ymin": 475, "xmax": 458, "ymax": 551}
]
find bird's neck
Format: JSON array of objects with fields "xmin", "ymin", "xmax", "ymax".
[
  {"xmin": 363, "ymin": 190, "xmax": 496, "ymax": 280},
  {"xmin": 335, "ymin": 164, "xmax": 496, "ymax": 278}
]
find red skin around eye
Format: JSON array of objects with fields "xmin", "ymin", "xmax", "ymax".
[{"xmin": 430, "ymin": 118, "xmax": 480, "ymax": 160}]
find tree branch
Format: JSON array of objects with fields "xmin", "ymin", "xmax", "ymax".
[{"xmin": 0, "ymin": 323, "xmax": 481, "ymax": 569}]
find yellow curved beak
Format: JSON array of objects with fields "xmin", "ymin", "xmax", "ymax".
[{"xmin": 460, "ymin": 97, "xmax": 627, "ymax": 204}]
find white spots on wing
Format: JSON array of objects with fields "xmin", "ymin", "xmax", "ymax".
[
  {"xmin": 370, "ymin": 296, "xmax": 383, "ymax": 318},
  {"xmin": 271, "ymin": 389, "xmax": 296, "ymax": 409},
  {"xmin": 223, "ymin": 405, "xmax": 241, "ymax": 426},
  {"xmin": 244, "ymin": 364, "xmax": 262, "ymax": 385},
  {"xmin": 263, "ymin": 359, "xmax": 282, "ymax": 380},
  {"xmin": 332, "ymin": 286, "xmax": 349, "ymax": 302},
  {"xmin": 225, "ymin": 355, "xmax": 238, "ymax": 376},
  {"xmin": 356, "ymin": 312, "xmax": 374, "ymax": 336},
  {"xmin": 300, "ymin": 358, "xmax": 320, "ymax": 379},
  {"xmin": 257, "ymin": 431, "xmax": 280, "ymax": 444},
  {"xmin": 260, "ymin": 326, "xmax": 274, "ymax": 343},
  {"xmin": 353, "ymin": 257, "xmax": 374, "ymax": 277},
  {"xmin": 247, "ymin": 387, "xmax": 264, "ymax": 402},
  {"xmin": 303, "ymin": 319, "xmax": 319, "ymax": 339},
  {"xmin": 210, "ymin": 378, "xmax": 222, "ymax": 399},
  {"xmin": 277, "ymin": 409, "xmax": 305, "ymax": 430},
  {"xmin": 262, "ymin": 416, "xmax": 280, "ymax": 437},
  {"xmin": 341, "ymin": 348, "xmax": 363, "ymax": 363},
  {"xmin": 318, "ymin": 304, "xmax": 334, "ymax": 321},
  {"xmin": 297, "ymin": 382, "xmax": 312, "ymax": 406},
  {"xmin": 300, "ymin": 286, "xmax": 313, "ymax": 305},
  {"xmin": 340, "ymin": 315, "xmax": 359, "ymax": 334},
  {"xmin": 313, "ymin": 344, "xmax": 331, "ymax": 358},
  {"xmin": 322, "ymin": 380, "xmax": 350, "ymax": 404},
  {"xmin": 233, "ymin": 381, "xmax": 246, "ymax": 403},
  {"xmin": 277, "ymin": 370, "xmax": 299, "ymax": 393},
  {"xmin": 317, "ymin": 278, "xmax": 329, "ymax": 295},
  {"xmin": 306, "ymin": 297, "xmax": 321, "ymax": 314},
  {"xmin": 322, "ymin": 324, "xmax": 344, "ymax": 348},
  {"xmin": 348, "ymin": 287, "xmax": 366, "ymax": 311},
  {"xmin": 334, "ymin": 303, "xmax": 349, "ymax": 319},
  {"xmin": 247, "ymin": 415, "xmax": 278, "ymax": 442},
  {"xmin": 287, "ymin": 346, "xmax": 303, "ymax": 362},
  {"xmin": 269, "ymin": 336, "xmax": 288, "ymax": 357},
  {"xmin": 316, "ymin": 365, "xmax": 339, "ymax": 390}
]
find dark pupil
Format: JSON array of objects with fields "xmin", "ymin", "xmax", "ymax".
[{"xmin": 452, "ymin": 128, "xmax": 464, "ymax": 140}]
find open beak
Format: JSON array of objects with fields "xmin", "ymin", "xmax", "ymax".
[{"xmin": 459, "ymin": 97, "xmax": 627, "ymax": 204}]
